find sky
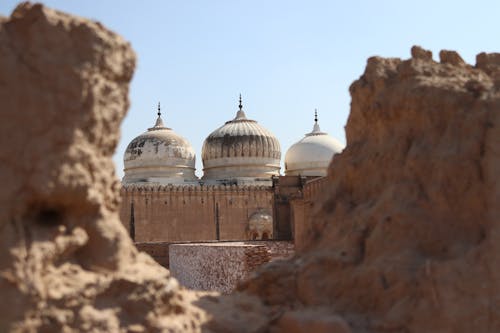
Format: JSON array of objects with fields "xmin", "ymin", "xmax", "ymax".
[{"xmin": 1, "ymin": 1, "xmax": 499, "ymax": 178}]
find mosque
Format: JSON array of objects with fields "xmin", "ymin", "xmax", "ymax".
[{"xmin": 119, "ymin": 96, "xmax": 344, "ymax": 260}]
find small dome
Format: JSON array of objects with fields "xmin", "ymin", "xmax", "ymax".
[
  {"xmin": 202, "ymin": 96, "xmax": 281, "ymax": 180},
  {"xmin": 247, "ymin": 211, "xmax": 273, "ymax": 240},
  {"xmin": 123, "ymin": 104, "xmax": 196, "ymax": 184},
  {"xmin": 285, "ymin": 111, "xmax": 344, "ymax": 177}
]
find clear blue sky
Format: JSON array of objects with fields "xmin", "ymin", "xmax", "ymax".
[{"xmin": 1, "ymin": 1, "xmax": 499, "ymax": 178}]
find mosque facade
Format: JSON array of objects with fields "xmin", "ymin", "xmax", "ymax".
[{"xmin": 119, "ymin": 96, "xmax": 344, "ymax": 260}]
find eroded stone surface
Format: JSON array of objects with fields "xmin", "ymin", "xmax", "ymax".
[
  {"xmin": 0, "ymin": 3, "xmax": 219, "ymax": 332},
  {"xmin": 238, "ymin": 46, "xmax": 500, "ymax": 332}
]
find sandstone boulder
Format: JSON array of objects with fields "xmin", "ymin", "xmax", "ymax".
[
  {"xmin": 0, "ymin": 3, "xmax": 215, "ymax": 332},
  {"xmin": 239, "ymin": 46, "xmax": 500, "ymax": 332}
]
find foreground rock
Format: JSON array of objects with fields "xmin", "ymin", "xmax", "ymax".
[
  {"xmin": 0, "ymin": 4, "xmax": 272, "ymax": 332},
  {"xmin": 239, "ymin": 46, "xmax": 500, "ymax": 332}
]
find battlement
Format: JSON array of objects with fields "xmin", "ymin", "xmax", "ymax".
[{"xmin": 121, "ymin": 183, "xmax": 273, "ymax": 194}]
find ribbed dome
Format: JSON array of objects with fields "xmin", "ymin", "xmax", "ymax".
[
  {"xmin": 285, "ymin": 113, "xmax": 344, "ymax": 177},
  {"xmin": 123, "ymin": 105, "xmax": 196, "ymax": 184},
  {"xmin": 202, "ymin": 97, "xmax": 281, "ymax": 180}
]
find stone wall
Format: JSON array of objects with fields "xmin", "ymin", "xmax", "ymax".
[
  {"xmin": 169, "ymin": 241, "xmax": 294, "ymax": 293},
  {"xmin": 137, "ymin": 240, "xmax": 293, "ymax": 271},
  {"xmin": 120, "ymin": 184, "xmax": 273, "ymax": 242},
  {"xmin": 119, "ymin": 176, "xmax": 324, "ymax": 247},
  {"xmin": 290, "ymin": 176, "xmax": 330, "ymax": 250},
  {"xmin": 258, "ymin": 240, "xmax": 295, "ymax": 261},
  {"xmin": 272, "ymin": 175, "xmax": 305, "ymax": 240},
  {"xmin": 169, "ymin": 242, "xmax": 272, "ymax": 294},
  {"xmin": 135, "ymin": 241, "xmax": 171, "ymax": 268}
]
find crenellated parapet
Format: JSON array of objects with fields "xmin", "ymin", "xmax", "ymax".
[{"xmin": 120, "ymin": 183, "xmax": 272, "ymax": 193}]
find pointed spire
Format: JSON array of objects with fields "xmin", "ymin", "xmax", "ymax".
[
  {"xmin": 150, "ymin": 101, "xmax": 165, "ymax": 129},
  {"xmin": 308, "ymin": 108, "xmax": 323, "ymax": 135},
  {"xmin": 234, "ymin": 93, "xmax": 247, "ymax": 120}
]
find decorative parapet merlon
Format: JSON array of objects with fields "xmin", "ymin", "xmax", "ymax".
[{"xmin": 120, "ymin": 183, "xmax": 273, "ymax": 193}]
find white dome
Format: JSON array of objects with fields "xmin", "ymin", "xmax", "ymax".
[
  {"xmin": 123, "ymin": 106, "xmax": 196, "ymax": 184},
  {"xmin": 202, "ymin": 96, "xmax": 281, "ymax": 180},
  {"xmin": 285, "ymin": 114, "xmax": 344, "ymax": 177}
]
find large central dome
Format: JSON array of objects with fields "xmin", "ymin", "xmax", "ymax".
[{"xmin": 202, "ymin": 96, "xmax": 281, "ymax": 181}]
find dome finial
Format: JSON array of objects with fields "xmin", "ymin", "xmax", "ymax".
[
  {"xmin": 311, "ymin": 108, "xmax": 321, "ymax": 134},
  {"xmin": 234, "ymin": 94, "xmax": 247, "ymax": 120},
  {"xmin": 151, "ymin": 101, "xmax": 165, "ymax": 129}
]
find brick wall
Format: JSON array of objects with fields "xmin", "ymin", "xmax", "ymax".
[
  {"xmin": 120, "ymin": 184, "xmax": 273, "ymax": 243},
  {"xmin": 291, "ymin": 176, "xmax": 330, "ymax": 250},
  {"xmin": 135, "ymin": 241, "xmax": 171, "ymax": 268}
]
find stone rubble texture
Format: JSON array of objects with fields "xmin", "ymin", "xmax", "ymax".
[
  {"xmin": 1, "ymin": 2, "xmax": 499, "ymax": 333},
  {"xmin": 169, "ymin": 243, "xmax": 271, "ymax": 294}
]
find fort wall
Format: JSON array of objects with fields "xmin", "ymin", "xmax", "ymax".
[
  {"xmin": 291, "ymin": 176, "xmax": 329, "ymax": 250},
  {"xmin": 120, "ymin": 184, "xmax": 274, "ymax": 242}
]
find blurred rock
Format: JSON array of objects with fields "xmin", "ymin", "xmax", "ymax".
[
  {"xmin": 240, "ymin": 45, "xmax": 500, "ymax": 332},
  {"xmin": 0, "ymin": 3, "xmax": 214, "ymax": 332}
]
